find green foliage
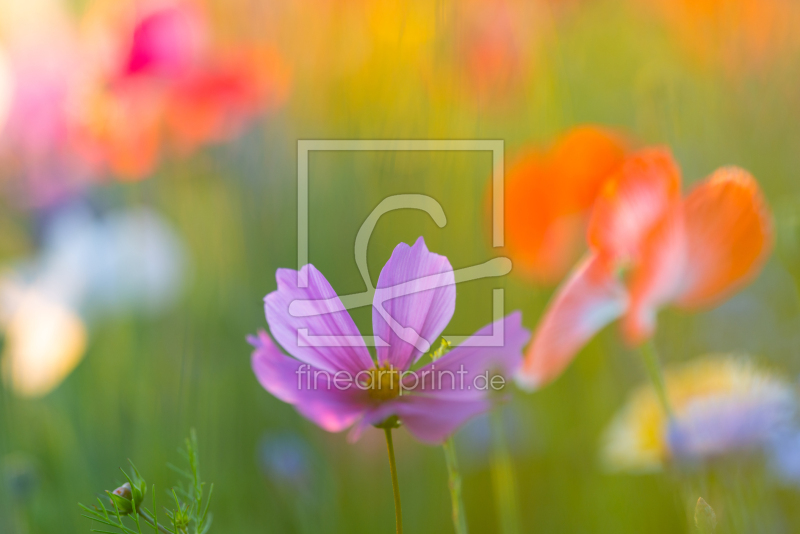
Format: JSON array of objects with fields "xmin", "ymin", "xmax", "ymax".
[{"xmin": 78, "ymin": 431, "xmax": 213, "ymax": 534}]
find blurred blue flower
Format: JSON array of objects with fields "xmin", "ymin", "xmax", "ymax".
[
  {"xmin": 2, "ymin": 453, "xmax": 38, "ymax": 501},
  {"xmin": 457, "ymin": 405, "xmax": 531, "ymax": 472},
  {"xmin": 770, "ymin": 429, "xmax": 800, "ymax": 484},
  {"xmin": 667, "ymin": 384, "xmax": 796, "ymax": 464},
  {"xmin": 602, "ymin": 356, "xmax": 799, "ymax": 473},
  {"xmin": 258, "ymin": 433, "xmax": 313, "ymax": 494}
]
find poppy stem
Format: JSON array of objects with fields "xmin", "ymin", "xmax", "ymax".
[
  {"xmin": 638, "ymin": 339, "xmax": 674, "ymax": 418},
  {"xmin": 442, "ymin": 437, "xmax": 469, "ymax": 534},
  {"xmin": 490, "ymin": 410, "xmax": 521, "ymax": 534},
  {"xmin": 383, "ymin": 427, "xmax": 403, "ymax": 534}
]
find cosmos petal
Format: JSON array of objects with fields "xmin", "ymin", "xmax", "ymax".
[
  {"xmin": 393, "ymin": 395, "xmax": 492, "ymax": 445},
  {"xmin": 249, "ymin": 331, "xmax": 367, "ymax": 433},
  {"xmin": 347, "ymin": 314, "xmax": 528, "ymax": 443},
  {"xmin": 346, "ymin": 403, "xmax": 399, "ymax": 443},
  {"xmin": 372, "ymin": 237, "xmax": 455, "ymax": 371},
  {"xmin": 408, "ymin": 312, "xmax": 530, "ymax": 400},
  {"xmin": 265, "ymin": 265, "xmax": 374, "ymax": 375}
]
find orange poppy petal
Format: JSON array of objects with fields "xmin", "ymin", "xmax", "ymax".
[
  {"xmin": 587, "ymin": 148, "xmax": 682, "ymax": 263},
  {"xmin": 503, "ymin": 126, "xmax": 627, "ymax": 284},
  {"xmin": 503, "ymin": 151, "xmax": 579, "ymax": 283},
  {"xmin": 674, "ymin": 167, "xmax": 773, "ymax": 309},
  {"xmin": 623, "ymin": 204, "xmax": 686, "ymax": 345},
  {"xmin": 516, "ymin": 253, "xmax": 628, "ymax": 391},
  {"xmin": 548, "ymin": 125, "xmax": 629, "ymax": 211}
]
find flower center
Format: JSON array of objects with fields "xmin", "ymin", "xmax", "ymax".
[{"xmin": 366, "ymin": 363, "xmax": 401, "ymax": 401}]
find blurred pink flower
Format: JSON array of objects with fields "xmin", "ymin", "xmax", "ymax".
[
  {"xmin": 122, "ymin": 2, "xmax": 206, "ymax": 81},
  {"xmin": 78, "ymin": 1, "xmax": 290, "ymax": 180},
  {"xmin": 0, "ymin": 0, "xmax": 290, "ymax": 192},
  {"xmin": 250, "ymin": 237, "xmax": 530, "ymax": 445},
  {"xmin": 0, "ymin": 0, "xmax": 100, "ymax": 206},
  {"xmin": 518, "ymin": 148, "xmax": 774, "ymax": 390}
]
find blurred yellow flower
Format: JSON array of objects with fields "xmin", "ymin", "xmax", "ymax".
[
  {"xmin": 601, "ymin": 355, "xmax": 795, "ymax": 473},
  {"xmin": 0, "ymin": 279, "xmax": 87, "ymax": 398},
  {"xmin": 644, "ymin": 0, "xmax": 800, "ymax": 74},
  {"xmin": 367, "ymin": 0, "xmax": 435, "ymax": 51}
]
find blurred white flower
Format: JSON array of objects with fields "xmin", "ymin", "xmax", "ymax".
[
  {"xmin": 0, "ymin": 204, "xmax": 188, "ymax": 397},
  {"xmin": 35, "ymin": 206, "xmax": 188, "ymax": 317},
  {"xmin": 0, "ymin": 277, "xmax": 87, "ymax": 397}
]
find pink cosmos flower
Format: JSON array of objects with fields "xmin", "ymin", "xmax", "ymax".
[
  {"xmin": 517, "ymin": 148, "xmax": 773, "ymax": 390},
  {"xmin": 250, "ymin": 237, "xmax": 530, "ymax": 445}
]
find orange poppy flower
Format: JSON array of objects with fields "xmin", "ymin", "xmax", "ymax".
[
  {"xmin": 517, "ymin": 148, "xmax": 773, "ymax": 390},
  {"xmin": 502, "ymin": 126, "xmax": 628, "ymax": 284}
]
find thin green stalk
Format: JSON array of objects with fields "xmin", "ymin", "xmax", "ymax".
[
  {"xmin": 490, "ymin": 411, "xmax": 520, "ymax": 534},
  {"xmin": 138, "ymin": 509, "xmax": 172, "ymax": 534},
  {"xmin": 384, "ymin": 428, "xmax": 403, "ymax": 534},
  {"xmin": 442, "ymin": 437, "xmax": 468, "ymax": 534},
  {"xmin": 638, "ymin": 339, "xmax": 674, "ymax": 418}
]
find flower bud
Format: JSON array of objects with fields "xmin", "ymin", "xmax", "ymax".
[
  {"xmin": 108, "ymin": 473, "xmax": 147, "ymax": 516},
  {"xmin": 694, "ymin": 497, "xmax": 717, "ymax": 534},
  {"xmin": 109, "ymin": 483, "xmax": 134, "ymax": 515}
]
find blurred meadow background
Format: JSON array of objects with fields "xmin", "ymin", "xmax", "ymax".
[{"xmin": 1, "ymin": 0, "xmax": 800, "ymax": 532}]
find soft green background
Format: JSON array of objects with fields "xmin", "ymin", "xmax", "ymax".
[{"xmin": 2, "ymin": 0, "xmax": 800, "ymax": 532}]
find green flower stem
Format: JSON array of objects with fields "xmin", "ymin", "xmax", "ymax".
[
  {"xmin": 442, "ymin": 437, "xmax": 468, "ymax": 534},
  {"xmin": 137, "ymin": 509, "xmax": 172, "ymax": 534},
  {"xmin": 490, "ymin": 411, "xmax": 521, "ymax": 534},
  {"xmin": 384, "ymin": 428, "xmax": 403, "ymax": 534},
  {"xmin": 638, "ymin": 339, "xmax": 674, "ymax": 418}
]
